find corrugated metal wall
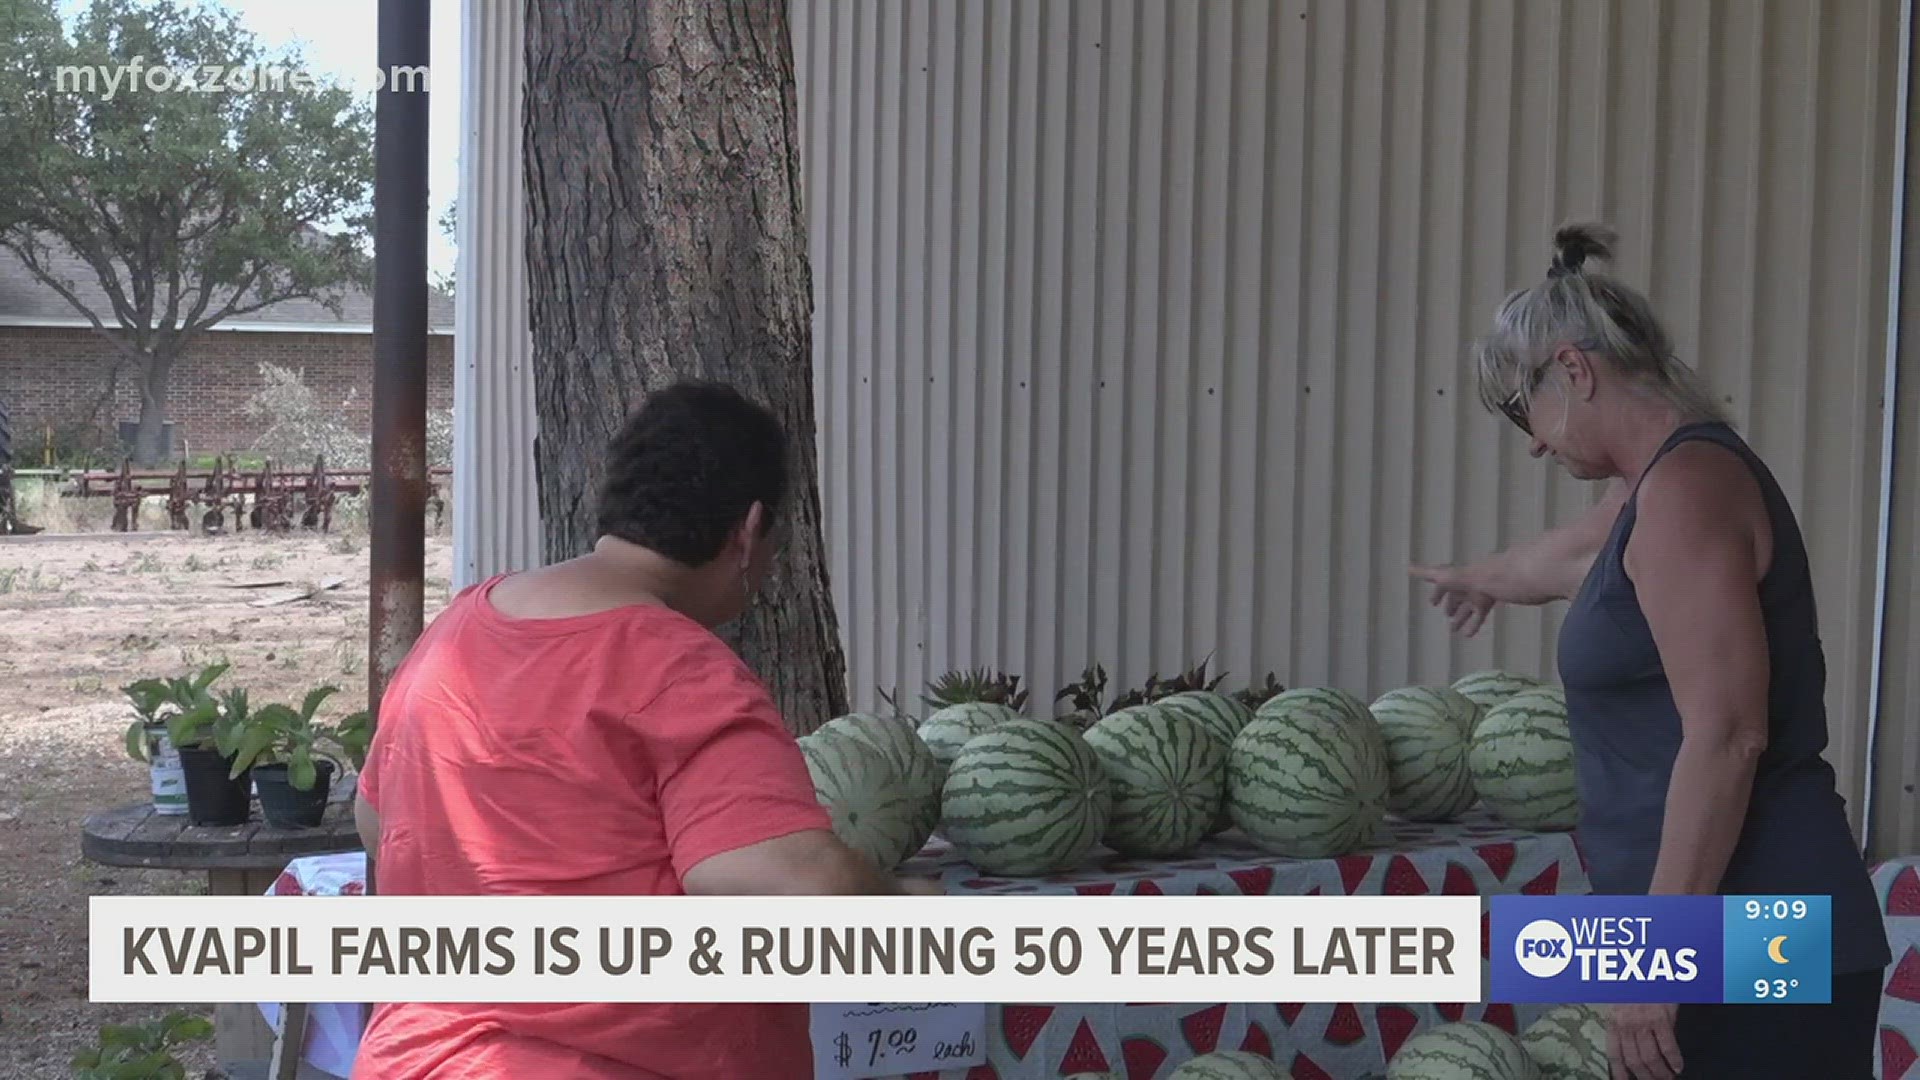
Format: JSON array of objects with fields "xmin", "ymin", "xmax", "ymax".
[
  {"xmin": 791, "ymin": 0, "xmax": 1907, "ymax": 841},
  {"xmin": 452, "ymin": 0, "xmax": 541, "ymax": 589}
]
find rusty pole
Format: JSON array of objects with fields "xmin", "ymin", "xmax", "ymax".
[{"xmin": 368, "ymin": 0, "xmax": 431, "ymax": 897}]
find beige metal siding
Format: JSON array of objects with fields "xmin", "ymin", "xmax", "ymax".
[
  {"xmin": 792, "ymin": 0, "xmax": 1904, "ymax": 834},
  {"xmin": 451, "ymin": 0, "xmax": 541, "ymax": 590}
]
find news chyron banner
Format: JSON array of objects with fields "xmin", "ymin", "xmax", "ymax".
[
  {"xmin": 91, "ymin": 895, "xmax": 1483, "ymax": 1003},
  {"xmin": 1490, "ymin": 894, "xmax": 1833, "ymax": 1005}
]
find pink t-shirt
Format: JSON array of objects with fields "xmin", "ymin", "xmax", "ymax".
[{"xmin": 352, "ymin": 575, "xmax": 832, "ymax": 1079}]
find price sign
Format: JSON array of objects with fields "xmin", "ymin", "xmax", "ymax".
[{"xmin": 810, "ymin": 1003, "xmax": 987, "ymax": 1080}]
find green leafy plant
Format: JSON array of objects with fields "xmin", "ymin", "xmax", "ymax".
[
  {"xmin": 1144, "ymin": 653, "xmax": 1230, "ymax": 700},
  {"xmin": 1054, "ymin": 664, "xmax": 1110, "ymax": 728},
  {"xmin": 922, "ymin": 667, "xmax": 1030, "ymax": 711},
  {"xmin": 1233, "ymin": 673, "xmax": 1287, "ymax": 710},
  {"xmin": 227, "ymin": 685, "xmax": 352, "ymax": 789},
  {"xmin": 70, "ymin": 1010, "xmax": 212, "ymax": 1079},
  {"xmin": 873, "ymin": 685, "xmax": 911, "ymax": 722},
  {"xmin": 331, "ymin": 708, "xmax": 373, "ymax": 771},
  {"xmin": 121, "ymin": 663, "xmax": 230, "ymax": 760}
]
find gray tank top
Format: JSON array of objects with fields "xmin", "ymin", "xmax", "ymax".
[{"xmin": 1556, "ymin": 421, "xmax": 1889, "ymax": 975}]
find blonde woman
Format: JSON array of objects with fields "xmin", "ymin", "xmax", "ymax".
[{"xmin": 1413, "ymin": 225, "xmax": 1888, "ymax": 1079}]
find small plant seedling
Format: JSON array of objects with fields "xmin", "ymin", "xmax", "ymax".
[
  {"xmin": 227, "ymin": 685, "xmax": 363, "ymax": 788},
  {"xmin": 70, "ymin": 1010, "xmax": 212, "ymax": 1079},
  {"xmin": 122, "ymin": 662, "xmax": 231, "ymax": 761}
]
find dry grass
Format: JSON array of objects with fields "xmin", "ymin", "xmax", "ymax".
[{"xmin": 0, "ymin": 524, "xmax": 454, "ymax": 1078}]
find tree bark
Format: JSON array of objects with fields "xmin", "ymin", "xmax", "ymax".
[
  {"xmin": 133, "ymin": 351, "xmax": 174, "ymax": 467},
  {"xmin": 523, "ymin": 0, "xmax": 848, "ymax": 731}
]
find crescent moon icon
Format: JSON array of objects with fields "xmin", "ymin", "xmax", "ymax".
[{"xmin": 1767, "ymin": 935, "xmax": 1790, "ymax": 964}]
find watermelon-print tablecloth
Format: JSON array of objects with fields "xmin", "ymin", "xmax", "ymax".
[
  {"xmin": 877, "ymin": 809, "xmax": 1590, "ymax": 1080},
  {"xmin": 256, "ymin": 851, "xmax": 371, "ymax": 1078},
  {"xmin": 1873, "ymin": 858, "xmax": 1920, "ymax": 1078},
  {"xmin": 258, "ymin": 812, "xmax": 1588, "ymax": 1080}
]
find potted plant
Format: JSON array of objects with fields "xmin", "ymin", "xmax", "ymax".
[
  {"xmin": 70, "ymin": 1010, "xmax": 212, "ymax": 1079},
  {"xmin": 123, "ymin": 664, "xmax": 250, "ymax": 826},
  {"xmin": 330, "ymin": 706, "xmax": 373, "ymax": 801},
  {"xmin": 121, "ymin": 678, "xmax": 187, "ymax": 817},
  {"xmin": 230, "ymin": 685, "xmax": 355, "ymax": 829}
]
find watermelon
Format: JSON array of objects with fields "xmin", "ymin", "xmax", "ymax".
[
  {"xmin": 1451, "ymin": 670, "xmax": 1548, "ymax": 711},
  {"xmin": 1158, "ymin": 689, "xmax": 1256, "ymax": 746},
  {"xmin": 1469, "ymin": 687, "xmax": 1579, "ymax": 831},
  {"xmin": 918, "ymin": 702, "xmax": 1022, "ymax": 773},
  {"xmin": 1371, "ymin": 686, "xmax": 1480, "ymax": 822},
  {"xmin": 940, "ymin": 718, "xmax": 1112, "ymax": 876},
  {"xmin": 1227, "ymin": 709, "xmax": 1389, "ymax": 858},
  {"xmin": 1519, "ymin": 1004, "xmax": 1608, "ymax": 1080},
  {"xmin": 1157, "ymin": 690, "xmax": 1254, "ymax": 833},
  {"xmin": 797, "ymin": 735, "xmax": 933, "ymax": 870},
  {"xmin": 1258, "ymin": 686, "xmax": 1389, "ymax": 777},
  {"xmin": 1065, "ymin": 1075, "xmax": 1120, "ymax": 1080},
  {"xmin": 1083, "ymin": 705, "xmax": 1226, "ymax": 857},
  {"xmin": 1259, "ymin": 686, "xmax": 1372, "ymax": 726},
  {"xmin": 814, "ymin": 712, "xmax": 943, "ymax": 839},
  {"xmin": 1166, "ymin": 1050, "xmax": 1286, "ymax": 1079},
  {"xmin": 1388, "ymin": 1021, "xmax": 1540, "ymax": 1079}
]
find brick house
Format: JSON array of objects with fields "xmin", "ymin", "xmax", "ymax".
[{"xmin": 0, "ymin": 240, "xmax": 454, "ymax": 462}]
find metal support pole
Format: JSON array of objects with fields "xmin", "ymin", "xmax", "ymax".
[
  {"xmin": 369, "ymin": 0, "xmax": 431, "ymax": 896},
  {"xmin": 1863, "ymin": 0, "xmax": 1914, "ymax": 861}
]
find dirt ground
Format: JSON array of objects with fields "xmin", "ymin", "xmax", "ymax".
[{"xmin": 0, "ymin": 515, "xmax": 454, "ymax": 1078}]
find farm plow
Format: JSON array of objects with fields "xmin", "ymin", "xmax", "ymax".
[{"xmin": 74, "ymin": 458, "xmax": 450, "ymax": 535}]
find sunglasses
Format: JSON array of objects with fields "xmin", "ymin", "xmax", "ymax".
[
  {"xmin": 1498, "ymin": 386, "xmax": 1532, "ymax": 436},
  {"xmin": 1497, "ymin": 355, "xmax": 1561, "ymax": 437}
]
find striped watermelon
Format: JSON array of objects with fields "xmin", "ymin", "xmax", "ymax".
[
  {"xmin": 918, "ymin": 702, "xmax": 1022, "ymax": 773},
  {"xmin": 1259, "ymin": 686, "xmax": 1371, "ymax": 726},
  {"xmin": 1082, "ymin": 705, "xmax": 1226, "ymax": 857},
  {"xmin": 1227, "ymin": 709, "xmax": 1389, "ymax": 858},
  {"xmin": 1388, "ymin": 1021, "xmax": 1540, "ymax": 1079},
  {"xmin": 1469, "ymin": 687, "xmax": 1579, "ymax": 831},
  {"xmin": 1258, "ymin": 685, "xmax": 1389, "ymax": 775},
  {"xmin": 1519, "ymin": 1004, "xmax": 1608, "ymax": 1080},
  {"xmin": 1451, "ymin": 670, "xmax": 1548, "ymax": 711},
  {"xmin": 1371, "ymin": 686, "xmax": 1480, "ymax": 822},
  {"xmin": 797, "ymin": 735, "xmax": 933, "ymax": 870},
  {"xmin": 815, "ymin": 712, "xmax": 943, "ymax": 839},
  {"xmin": 1166, "ymin": 1050, "xmax": 1286, "ymax": 1079},
  {"xmin": 1152, "ymin": 690, "xmax": 1252, "ymax": 833},
  {"xmin": 940, "ymin": 718, "xmax": 1112, "ymax": 876}
]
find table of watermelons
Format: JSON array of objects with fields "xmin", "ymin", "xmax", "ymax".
[
  {"xmin": 1869, "ymin": 858, "xmax": 1920, "ymax": 1080},
  {"xmin": 872, "ymin": 808, "xmax": 1588, "ymax": 1080},
  {"xmin": 254, "ymin": 814, "xmax": 1589, "ymax": 1080}
]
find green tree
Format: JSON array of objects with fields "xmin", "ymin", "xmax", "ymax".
[{"xmin": 0, "ymin": 0, "xmax": 374, "ymax": 465}]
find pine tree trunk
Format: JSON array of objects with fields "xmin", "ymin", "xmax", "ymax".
[{"xmin": 523, "ymin": 0, "xmax": 848, "ymax": 731}]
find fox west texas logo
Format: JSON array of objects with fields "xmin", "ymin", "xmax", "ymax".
[
  {"xmin": 1515, "ymin": 919, "xmax": 1574, "ymax": 977},
  {"xmin": 1511, "ymin": 915, "xmax": 1699, "ymax": 983}
]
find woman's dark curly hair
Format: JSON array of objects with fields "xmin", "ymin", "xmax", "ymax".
[{"xmin": 595, "ymin": 380, "xmax": 789, "ymax": 567}]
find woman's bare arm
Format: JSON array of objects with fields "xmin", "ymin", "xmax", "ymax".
[{"xmin": 1410, "ymin": 478, "xmax": 1628, "ymax": 635}]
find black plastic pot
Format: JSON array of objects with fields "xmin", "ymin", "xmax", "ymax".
[
  {"xmin": 177, "ymin": 745, "xmax": 251, "ymax": 827},
  {"xmin": 254, "ymin": 761, "xmax": 334, "ymax": 830}
]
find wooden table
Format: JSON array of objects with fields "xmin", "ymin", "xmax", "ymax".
[{"xmin": 80, "ymin": 801, "xmax": 363, "ymax": 1075}]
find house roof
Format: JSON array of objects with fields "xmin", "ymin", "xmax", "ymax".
[{"xmin": 0, "ymin": 236, "xmax": 455, "ymax": 335}]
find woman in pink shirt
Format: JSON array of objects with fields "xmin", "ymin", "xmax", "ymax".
[{"xmin": 351, "ymin": 381, "xmax": 935, "ymax": 1079}]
